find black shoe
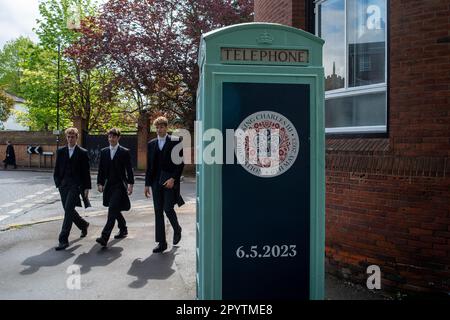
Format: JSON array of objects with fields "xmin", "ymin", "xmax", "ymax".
[
  {"xmin": 114, "ymin": 230, "xmax": 128, "ymax": 239},
  {"xmin": 96, "ymin": 237, "xmax": 107, "ymax": 247},
  {"xmin": 80, "ymin": 222, "xmax": 89, "ymax": 238},
  {"xmin": 152, "ymin": 242, "xmax": 167, "ymax": 253},
  {"xmin": 173, "ymin": 227, "xmax": 182, "ymax": 245},
  {"xmin": 55, "ymin": 243, "xmax": 69, "ymax": 251}
]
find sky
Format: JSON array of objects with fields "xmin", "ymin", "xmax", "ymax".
[
  {"xmin": 0, "ymin": 0, "xmax": 108, "ymax": 48},
  {"xmin": 0, "ymin": 0, "xmax": 41, "ymax": 48},
  {"xmin": 319, "ymin": 0, "xmax": 386, "ymax": 79}
]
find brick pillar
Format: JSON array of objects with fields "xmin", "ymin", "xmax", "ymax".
[
  {"xmin": 254, "ymin": 0, "xmax": 306, "ymax": 30},
  {"xmin": 291, "ymin": 0, "xmax": 306, "ymax": 30},
  {"xmin": 72, "ymin": 116, "xmax": 87, "ymax": 147},
  {"xmin": 137, "ymin": 111, "xmax": 150, "ymax": 170}
]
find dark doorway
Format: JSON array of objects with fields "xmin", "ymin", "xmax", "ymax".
[{"xmin": 83, "ymin": 131, "xmax": 138, "ymax": 168}]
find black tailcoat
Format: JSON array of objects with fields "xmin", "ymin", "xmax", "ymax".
[
  {"xmin": 53, "ymin": 145, "xmax": 91, "ymax": 207},
  {"xmin": 97, "ymin": 145, "xmax": 134, "ymax": 211},
  {"xmin": 145, "ymin": 135, "xmax": 184, "ymax": 207}
]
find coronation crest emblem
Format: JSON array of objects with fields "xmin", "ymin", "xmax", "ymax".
[{"xmin": 236, "ymin": 111, "xmax": 299, "ymax": 178}]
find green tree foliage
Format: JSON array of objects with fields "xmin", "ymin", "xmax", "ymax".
[
  {"xmin": 0, "ymin": 89, "xmax": 14, "ymax": 123},
  {"xmin": 18, "ymin": 45, "xmax": 71, "ymax": 130},
  {"xmin": 73, "ymin": 0, "xmax": 254, "ymax": 130},
  {"xmin": 0, "ymin": 37, "xmax": 35, "ymax": 96},
  {"xmin": 1, "ymin": 0, "xmax": 254, "ymax": 132},
  {"xmin": 35, "ymin": 0, "xmax": 135, "ymax": 131},
  {"xmin": 35, "ymin": 0, "xmax": 96, "ymax": 49},
  {"xmin": 0, "ymin": 36, "xmax": 68, "ymax": 130}
]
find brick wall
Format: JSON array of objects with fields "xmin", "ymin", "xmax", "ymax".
[
  {"xmin": 325, "ymin": 0, "xmax": 450, "ymax": 294},
  {"xmin": 291, "ymin": 0, "xmax": 306, "ymax": 30},
  {"xmin": 326, "ymin": 174, "xmax": 450, "ymax": 293},
  {"xmin": 254, "ymin": 0, "xmax": 450, "ymax": 294},
  {"xmin": 0, "ymin": 130, "xmax": 194, "ymax": 175},
  {"xmin": 0, "ymin": 131, "xmax": 59, "ymax": 168},
  {"xmin": 390, "ymin": 0, "xmax": 450, "ymax": 158},
  {"xmin": 254, "ymin": 0, "xmax": 306, "ymax": 29},
  {"xmin": 137, "ymin": 113, "xmax": 150, "ymax": 170},
  {"xmin": 326, "ymin": 141, "xmax": 450, "ymax": 293}
]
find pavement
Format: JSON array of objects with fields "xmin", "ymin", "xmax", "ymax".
[
  {"xmin": 0, "ymin": 167, "xmax": 393, "ymax": 300},
  {"xmin": 0, "ymin": 201, "xmax": 197, "ymax": 300}
]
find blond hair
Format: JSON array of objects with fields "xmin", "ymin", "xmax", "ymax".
[
  {"xmin": 65, "ymin": 127, "xmax": 79, "ymax": 137},
  {"xmin": 153, "ymin": 116, "xmax": 168, "ymax": 127}
]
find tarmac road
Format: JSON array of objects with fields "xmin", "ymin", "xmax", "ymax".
[{"xmin": 0, "ymin": 170, "xmax": 196, "ymax": 230}]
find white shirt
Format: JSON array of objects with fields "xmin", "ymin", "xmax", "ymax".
[
  {"xmin": 68, "ymin": 145, "xmax": 76, "ymax": 158},
  {"xmin": 157, "ymin": 135, "xmax": 167, "ymax": 151},
  {"xmin": 110, "ymin": 144, "xmax": 119, "ymax": 160}
]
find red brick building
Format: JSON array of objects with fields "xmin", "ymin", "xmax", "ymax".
[{"xmin": 255, "ymin": 0, "xmax": 450, "ymax": 295}]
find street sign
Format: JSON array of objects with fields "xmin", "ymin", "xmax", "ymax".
[
  {"xmin": 196, "ymin": 23, "xmax": 325, "ymax": 300},
  {"xmin": 27, "ymin": 146, "xmax": 43, "ymax": 154}
]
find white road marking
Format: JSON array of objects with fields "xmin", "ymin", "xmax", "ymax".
[
  {"xmin": 14, "ymin": 198, "xmax": 27, "ymax": 203},
  {"xmin": 7, "ymin": 208, "xmax": 23, "ymax": 215},
  {"xmin": 21, "ymin": 203, "xmax": 35, "ymax": 209},
  {"xmin": 0, "ymin": 203, "xmax": 15, "ymax": 208},
  {"xmin": 0, "ymin": 215, "xmax": 9, "ymax": 222},
  {"xmin": 131, "ymin": 205, "xmax": 152, "ymax": 210}
]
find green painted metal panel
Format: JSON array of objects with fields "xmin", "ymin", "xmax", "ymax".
[{"xmin": 196, "ymin": 22, "xmax": 324, "ymax": 300}]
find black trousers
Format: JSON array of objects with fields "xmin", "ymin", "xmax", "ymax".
[
  {"xmin": 101, "ymin": 186, "xmax": 127, "ymax": 241},
  {"xmin": 58, "ymin": 185, "xmax": 88, "ymax": 244},
  {"xmin": 151, "ymin": 182, "xmax": 181, "ymax": 244},
  {"xmin": 3, "ymin": 158, "xmax": 16, "ymax": 169}
]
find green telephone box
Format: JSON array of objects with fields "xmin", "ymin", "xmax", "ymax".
[{"xmin": 196, "ymin": 22, "xmax": 325, "ymax": 300}]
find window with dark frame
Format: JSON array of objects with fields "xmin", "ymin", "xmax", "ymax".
[{"xmin": 316, "ymin": 0, "xmax": 387, "ymax": 134}]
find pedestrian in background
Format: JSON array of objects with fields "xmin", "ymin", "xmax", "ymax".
[{"xmin": 3, "ymin": 140, "xmax": 17, "ymax": 169}]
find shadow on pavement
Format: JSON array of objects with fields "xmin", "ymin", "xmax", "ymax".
[
  {"xmin": 72, "ymin": 238, "xmax": 124, "ymax": 274},
  {"xmin": 20, "ymin": 239, "xmax": 82, "ymax": 275},
  {"xmin": 127, "ymin": 247, "xmax": 178, "ymax": 289}
]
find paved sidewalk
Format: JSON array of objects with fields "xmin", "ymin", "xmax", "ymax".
[{"xmin": 0, "ymin": 203, "xmax": 196, "ymax": 300}]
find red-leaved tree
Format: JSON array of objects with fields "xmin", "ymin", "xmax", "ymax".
[{"xmin": 69, "ymin": 0, "xmax": 253, "ymax": 129}]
